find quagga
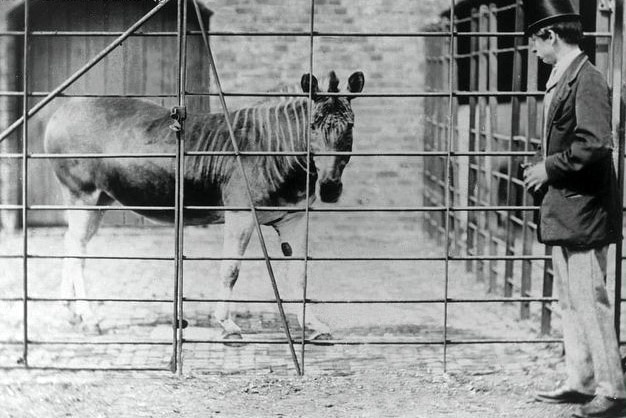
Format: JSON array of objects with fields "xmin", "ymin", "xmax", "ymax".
[{"xmin": 44, "ymin": 70, "xmax": 365, "ymax": 340}]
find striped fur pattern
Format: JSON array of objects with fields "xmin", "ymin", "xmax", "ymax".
[
  {"xmin": 188, "ymin": 71, "xmax": 360, "ymax": 193},
  {"xmin": 188, "ymin": 96, "xmax": 312, "ymax": 192}
]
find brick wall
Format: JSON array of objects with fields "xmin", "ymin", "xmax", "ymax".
[{"xmin": 204, "ymin": 0, "xmax": 449, "ymax": 207}]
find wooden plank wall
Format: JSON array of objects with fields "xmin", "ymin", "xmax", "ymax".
[{"xmin": 1, "ymin": 0, "xmax": 212, "ymax": 227}]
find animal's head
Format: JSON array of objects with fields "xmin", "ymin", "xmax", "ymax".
[{"xmin": 301, "ymin": 70, "xmax": 365, "ymax": 203}]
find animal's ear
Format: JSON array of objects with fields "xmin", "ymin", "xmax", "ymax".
[
  {"xmin": 347, "ymin": 71, "xmax": 365, "ymax": 97},
  {"xmin": 328, "ymin": 71, "xmax": 340, "ymax": 93},
  {"xmin": 301, "ymin": 73, "xmax": 319, "ymax": 98}
]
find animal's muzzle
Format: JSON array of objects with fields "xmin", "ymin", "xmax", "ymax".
[{"xmin": 319, "ymin": 180, "xmax": 343, "ymax": 203}]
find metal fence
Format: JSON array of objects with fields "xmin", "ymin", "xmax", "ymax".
[
  {"xmin": 0, "ymin": 0, "xmax": 624, "ymax": 376},
  {"xmin": 424, "ymin": 0, "xmax": 624, "ymax": 337}
]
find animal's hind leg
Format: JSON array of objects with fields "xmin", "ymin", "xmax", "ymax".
[
  {"xmin": 214, "ymin": 211, "xmax": 254, "ymax": 339},
  {"xmin": 273, "ymin": 213, "xmax": 332, "ymax": 340},
  {"xmin": 62, "ymin": 190, "xmax": 111, "ymax": 331}
]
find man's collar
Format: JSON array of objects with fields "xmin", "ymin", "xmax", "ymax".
[{"xmin": 547, "ymin": 48, "xmax": 583, "ymax": 90}]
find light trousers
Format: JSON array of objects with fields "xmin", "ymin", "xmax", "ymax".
[{"xmin": 553, "ymin": 245, "xmax": 626, "ymax": 399}]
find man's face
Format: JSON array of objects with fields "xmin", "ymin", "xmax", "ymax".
[{"xmin": 530, "ymin": 31, "xmax": 557, "ymax": 65}]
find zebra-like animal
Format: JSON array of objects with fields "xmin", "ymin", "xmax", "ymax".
[{"xmin": 44, "ymin": 70, "xmax": 365, "ymax": 340}]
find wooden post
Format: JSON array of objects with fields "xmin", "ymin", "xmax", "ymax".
[
  {"xmin": 423, "ymin": 28, "xmax": 436, "ymax": 239},
  {"xmin": 474, "ymin": 5, "xmax": 490, "ymax": 283},
  {"xmin": 449, "ymin": 19, "xmax": 461, "ymax": 256},
  {"xmin": 487, "ymin": 3, "xmax": 499, "ymax": 292},
  {"xmin": 0, "ymin": 13, "xmax": 20, "ymax": 232},
  {"xmin": 466, "ymin": 7, "xmax": 479, "ymax": 273}
]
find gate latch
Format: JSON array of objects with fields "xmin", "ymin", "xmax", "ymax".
[{"xmin": 169, "ymin": 106, "xmax": 187, "ymax": 132}]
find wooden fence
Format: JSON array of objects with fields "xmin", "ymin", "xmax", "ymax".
[{"xmin": 423, "ymin": 0, "xmax": 614, "ymax": 333}]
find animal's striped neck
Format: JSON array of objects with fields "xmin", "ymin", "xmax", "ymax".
[{"xmin": 189, "ymin": 97, "xmax": 321, "ymax": 192}]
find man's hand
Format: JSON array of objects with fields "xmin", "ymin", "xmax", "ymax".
[{"xmin": 523, "ymin": 161, "xmax": 548, "ymax": 192}]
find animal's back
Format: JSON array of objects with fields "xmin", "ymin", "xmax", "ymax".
[
  {"xmin": 45, "ymin": 98, "xmax": 173, "ymax": 155},
  {"xmin": 44, "ymin": 98, "xmax": 228, "ymax": 224}
]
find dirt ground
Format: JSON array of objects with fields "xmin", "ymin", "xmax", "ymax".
[
  {"xmin": 0, "ymin": 355, "xmax": 588, "ymax": 418},
  {"xmin": 0, "ymin": 219, "xmax": 612, "ymax": 417}
]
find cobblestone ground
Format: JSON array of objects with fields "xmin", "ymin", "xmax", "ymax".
[{"xmin": 0, "ymin": 220, "xmax": 620, "ymax": 417}]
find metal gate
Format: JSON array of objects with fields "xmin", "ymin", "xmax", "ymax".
[{"xmin": 0, "ymin": 0, "xmax": 624, "ymax": 375}]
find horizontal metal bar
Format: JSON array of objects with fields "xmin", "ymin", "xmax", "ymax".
[
  {"xmin": 0, "ymin": 366, "xmax": 170, "ymax": 372},
  {"xmin": 184, "ymin": 297, "xmax": 559, "ymax": 304},
  {"xmin": 3, "ymin": 254, "xmax": 173, "ymax": 261},
  {"xmin": 0, "ymin": 151, "xmax": 536, "ymax": 159},
  {"xmin": 0, "ymin": 90, "xmax": 546, "ymax": 98},
  {"xmin": 0, "ymin": 204, "xmax": 540, "ymax": 212},
  {"xmin": 1, "ymin": 340, "xmax": 172, "ymax": 345},
  {"xmin": 0, "ymin": 30, "xmax": 611, "ymax": 38},
  {"xmin": 184, "ymin": 337, "xmax": 564, "ymax": 345},
  {"xmin": 28, "ymin": 153, "xmax": 176, "ymax": 159},
  {"xmin": 0, "ymin": 297, "xmax": 172, "ymax": 303},
  {"xmin": 185, "ymin": 90, "xmax": 545, "ymax": 98},
  {"xmin": 0, "ymin": 151, "xmax": 541, "ymax": 159},
  {"xmin": 0, "ymin": 254, "xmax": 554, "ymax": 263},
  {"xmin": 26, "ymin": 205, "xmax": 174, "ymax": 211},
  {"xmin": 0, "ymin": 296, "xmax": 558, "ymax": 304},
  {"xmin": 0, "ymin": 91, "xmax": 176, "ymax": 98}
]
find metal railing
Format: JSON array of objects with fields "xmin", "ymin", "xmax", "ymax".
[{"xmin": 0, "ymin": 0, "xmax": 624, "ymax": 375}]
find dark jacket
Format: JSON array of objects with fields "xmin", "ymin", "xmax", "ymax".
[{"xmin": 535, "ymin": 53, "xmax": 621, "ymax": 249}]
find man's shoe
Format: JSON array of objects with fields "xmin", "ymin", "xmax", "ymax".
[
  {"xmin": 534, "ymin": 387, "xmax": 595, "ymax": 404},
  {"xmin": 573, "ymin": 396, "xmax": 626, "ymax": 418}
]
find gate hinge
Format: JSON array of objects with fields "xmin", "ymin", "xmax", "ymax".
[
  {"xmin": 598, "ymin": 0, "xmax": 614, "ymax": 12},
  {"xmin": 169, "ymin": 106, "xmax": 187, "ymax": 132}
]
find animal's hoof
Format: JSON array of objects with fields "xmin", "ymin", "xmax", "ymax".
[
  {"xmin": 81, "ymin": 322, "xmax": 102, "ymax": 335},
  {"xmin": 221, "ymin": 331, "xmax": 245, "ymax": 347},
  {"xmin": 309, "ymin": 332, "xmax": 334, "ymax": 345}
]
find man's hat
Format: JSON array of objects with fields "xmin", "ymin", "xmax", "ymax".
[{"xmin": 524, "ymin": 0, "xmax": 581, "ymax": 35}]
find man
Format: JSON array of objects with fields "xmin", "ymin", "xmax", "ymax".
[{"xmin": 523, "ymin": 1, "xmax": 626, "ymax": 417}]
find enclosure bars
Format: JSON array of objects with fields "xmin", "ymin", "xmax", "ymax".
[
  {"xmin": 172, "ymin": 0, "xmax": 188, "ymax": 375},
  {"xmin": 190, "ymin": 0, "xmax": 302, "ymax": 376},
  {"xmin": 20, "ymin": 0, "xmax": 29, "ymax": 368},
  {"xmin": 614, "ymin": 0, "xmax": 625, "ymax": 342},
  {"xmin": 442, "ymin": 0, "xmax": 457, "ymax": 373},
  {"xmin": 4, "ymin": 0, "xmax": 175, "ymax": 371},
  {"xmin": 1, "ymin": 2, "xmax": 620, "ymax": 372},
  {"xmin": 424, "ymin": 1, "xmax": 623, "ymax": 337},
  {"xmin": 301, "ymin": 0, "xmax": 316, "ymax": 375}
]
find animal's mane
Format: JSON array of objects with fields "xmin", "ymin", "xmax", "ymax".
[
  {"xmin": 188, "ymin": 96, "xmax": 316, "ymax": 191},
  {"xmin": 188, "ymin": 76, "xmax": 337, "ymax": 190}
]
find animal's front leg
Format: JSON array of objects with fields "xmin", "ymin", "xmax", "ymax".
[
  {"xmin": 214, "ymin": 211, "xmax": 254, "ymax": 340},
  {"xmin": 273, "ymin": 214, "xmax": 332, "ymax": 340}
]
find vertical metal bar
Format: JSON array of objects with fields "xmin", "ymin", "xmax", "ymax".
[
  {"xmin": 443, "ymin": 0, "xmax": 456, "ymax": 373},
  {"xmin": 541, "ymin": 247, "xmax": 554, "ymax": 334},
  {"xmin": 172, "ymin": 0, "xmax": 188, "ymax": 375},
  {"xmin": 504, "ymin": 0, "xmax": 524, "ymax": 299},
  {"xmin": 521, "ymin": 30, "xmax": 539, "ymax": 321},
  {"xmin": 190, "ymin": 0, "xmax": 302, "ymax": 376},
  {"xmin": 300, "ymin": 0, "xmax": 316, "ymax": 375},
  {"xmin": 20, "ymin": 0, "xmax": 29, "ymax": 368},
  {"xmin": 612, "ymin": 0, "xmax": 624, "ymax": 341}
]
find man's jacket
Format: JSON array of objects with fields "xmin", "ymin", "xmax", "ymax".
[{"xmin": 535, "ymin": 53, "xmax": 621, "ymax": 249}]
